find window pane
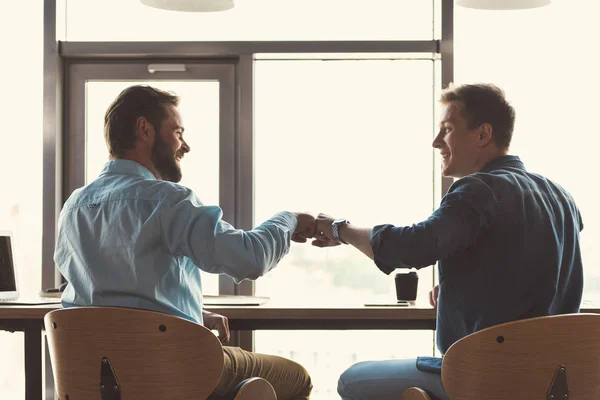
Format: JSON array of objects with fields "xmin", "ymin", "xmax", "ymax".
[
  {"xmin": 256, "ymin": 330, "xmax": 435, "ymax": 400},
  {"xmin": 455, "ymin": 1, "xmax": 600, "ymax": 304},
  {"xmin": 64, "ymin": 0, "xmax": 433, "ymax": 41},
  {"xmin": 254, "ymin": 59, "xmax": 435, "ymax": 304},
  {"xmin": 253, "ymin": 58, "xmax": 436, "ymax": 397},
  {"xmin": 0, "ymin": 0, "xmax": 43, "ymax": 397},
  {"xmin": 85, "ymin": 81, "xmax": 220, "ymax": 294}
]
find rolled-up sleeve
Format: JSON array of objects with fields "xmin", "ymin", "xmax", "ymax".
[
  {"xmin": 159, "ymin": 188, "xmax": 297, "ymax": 282},
  {"xmin": 370, "ymin": 176, "xmax": 498, "ymax": 274}
]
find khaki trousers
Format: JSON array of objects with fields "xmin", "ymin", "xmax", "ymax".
[{"xmin": 208, "ymin": 346, "xmax": 313, "ymax": 400}]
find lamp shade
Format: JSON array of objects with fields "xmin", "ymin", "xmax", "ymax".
[
  {"xmin": 140, "ymin": 0, "xmax": 234, "ymax": 12},
  {"xmin": 456, "ymin": 0, "xmax": 551, "ymax": 10}
]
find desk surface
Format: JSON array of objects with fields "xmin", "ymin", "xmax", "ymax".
[
  {"xmin": 1, "ymin": 303, "xmax": 599, "ymax": 321},
  {"xmin": 0, "ymin": 304, "xmax": 60, "ymax": 320},
  {"xmin": 0, "ymin": 303, "xmax": 435, "ymax": 320},
  {"xmin": 210, "ymin": 304, "xmax": 437, "ymax": 320}
]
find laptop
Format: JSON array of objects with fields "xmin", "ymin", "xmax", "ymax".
[
  {"xmin": 203, "ymin": 295, "xmax": 269, "ymax": 306},
  {"xmin": 0, "ymin": 230, "xmax": 60, "ymax": 304}
]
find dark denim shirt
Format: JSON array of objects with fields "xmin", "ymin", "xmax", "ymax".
[{"xmin": 371, "ymin": 155, "xmax": 584, "ymax": 354}]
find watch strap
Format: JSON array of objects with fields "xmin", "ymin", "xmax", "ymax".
[{"xmin": 332, "ymin": 219, "xmax": 349, "ymax": 244}]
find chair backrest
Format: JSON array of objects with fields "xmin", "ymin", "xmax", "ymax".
[
  {"xmin": 44, "ymin": 306, "xmax": 224, "ymax": 400},
  {"xmin": 442, "ymin": 313, "xmax": 600, "ymax": 400}
]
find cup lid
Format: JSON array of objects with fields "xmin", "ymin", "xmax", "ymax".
[{"xmin": 395, "ymin": 271, "xmax": 418, "ymax": 277}]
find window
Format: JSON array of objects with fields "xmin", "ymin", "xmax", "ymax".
[
  {"xmin": 61, "ymin": 0, "xmax": 434, "ymax": 41},
  {"xmin": 0, "ymin": 1, "xmax": 43, "ymax": 398},
  {"xmin": 454, "ymin": 1, "xmax": 600, "ymax": 304},
  {"xmin": 45, "ymin": 1, "xmax": 599, "ymax": 399},
  {"xmin": 253, "ymin": 57, "xmax": 438, "ymax": 398},
  {"xmin": 254, "ymin": 57, "xmax": 436, "ymax": 304}
]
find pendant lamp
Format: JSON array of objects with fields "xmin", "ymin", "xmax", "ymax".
[
  {"xmin": 456, "ymin": 0, "xmax": 551, "ymax": 10},
  {"xmin": 140, "ymin": 0, "xmax": 235, "ymax": 12}
]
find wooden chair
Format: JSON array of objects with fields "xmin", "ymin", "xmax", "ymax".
[
  {"xmin": 44, "ymin": 306, "xmax": 277, "ymax": 399},
  {"xmin": 401, "ymin": 313, "xmax": 600, "ymax": 400}
]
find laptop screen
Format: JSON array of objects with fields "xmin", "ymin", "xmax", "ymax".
[{"xmin": 0, "ymin": 234, "xmax": 16, "ymax": 292}]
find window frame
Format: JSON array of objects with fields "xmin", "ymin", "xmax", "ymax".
[
  {"xmin": 42, "ymin": 0, "xmax": 455, "ymax": 354},
  {"xmin": 64, "ymin": 61, "xmax": 240, "ymax": 296}
]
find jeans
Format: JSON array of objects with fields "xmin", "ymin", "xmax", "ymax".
[
  {"xmin": 208, "ymin": 346, "xmax": 313, "ymax": 400},
  {"xmin": 338, "ymin": 358, "xmax": 449, "ymax": 400}
]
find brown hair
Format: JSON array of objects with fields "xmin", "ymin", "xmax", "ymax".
[
  {"xmin": 440, "ymin": 83, "xmax": 515, "ymax": 149},
  {"xmin": 104, "ymin": 85, "xmax": 180, "ymax": 158}
]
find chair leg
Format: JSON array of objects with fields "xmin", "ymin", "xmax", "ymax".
[
  {"xmin": 401, "ymin": 387, "xmax": 432, "ymax": 400},
  {"xmin": 232, "ymin": 377, "xmax": 277, "ymax": 400}
]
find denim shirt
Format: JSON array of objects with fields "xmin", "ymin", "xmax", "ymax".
[
  {"xmin": 54, "ymin": 160, "xmax": 297, "ymax": 324},
  {"xmin": 371, "ymin": 155, "xmax": 584, "ymax": 354}
]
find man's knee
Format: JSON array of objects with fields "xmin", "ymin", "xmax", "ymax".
[
  {"xmin": 337, "ymin": 362, "xmax": 367, "ymax": 400},
  {"xmin": 297, "ymin": 362, "xmax": 313, "ymax": 397},
  {"xmin": 338, "ymin": 359, "xmax": 447, "ymax": 400},
  {"xmin": 220, "ymin": 347, "xmax": 312, "ymax": 399},
  {"xmin": 279, "ymin": 357, "xmax": 313, "ymax": 399},
  {"xmin": 253, "ymin": 354, "xmax": 312, "ymax": 400}
]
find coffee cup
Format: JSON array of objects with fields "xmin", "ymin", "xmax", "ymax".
[{"xmin": 395, "ymin": 271, "xmax": 418, "ymax": 301}]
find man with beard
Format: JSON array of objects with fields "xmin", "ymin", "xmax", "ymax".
[{"xmin": 54, "ymin": 85, "xmax": 314, "ymax": 400}]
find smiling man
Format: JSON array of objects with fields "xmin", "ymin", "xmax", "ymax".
[
  {"xmin": 54, "ymin": 85, "xmax": 314, "ymax": 400},
  {"xmin": 313, "ymin": 83, "xmax": 584, "ymax": 400}
]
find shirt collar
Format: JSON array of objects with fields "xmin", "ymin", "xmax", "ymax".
[
  {"xmin": 98, "ymin": 160, "xmax": 157, "ymax": 180},
  {"xmin": 480, "ymin": 155, "xmax": 525, "ymax": 173}
]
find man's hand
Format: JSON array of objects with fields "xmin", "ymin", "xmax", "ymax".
[
  {"xmin": 202, "ymin": 310, "xmax": 230, "ymax": 343},
  {"xmin": 312, "ymin": 213, "xmax": 342, "ymax": 248},
  {"xmin": 291, "ymin": 212, "xmax": 317, "ymax": 243},
  {"xmin": 429, "ymin": 285, "xmax": 439, "ymax": 308}
]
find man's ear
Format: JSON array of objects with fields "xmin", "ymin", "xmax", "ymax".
[
  {"xmin": 135, "ymin": 117, "xmax": 154, "ymax": 143},
  {"xmin": 477, "ymin": 123, "xmax": 493, "ymax": 147}
]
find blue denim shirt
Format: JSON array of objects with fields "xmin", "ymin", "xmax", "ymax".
[
  {"xmin": 371, "ymin": 155, "xmax": 584, "ymax": 354},
  {"xmin": 54, "ymin": 160, "xmax": 297, "ymax": 324}
]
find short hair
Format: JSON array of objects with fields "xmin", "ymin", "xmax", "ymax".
[
  {"xmin": 104, "ymin": 85, "xmax": 180, "ymax": 158},
  {"xmin": 440, "ymin": 83, "xmax": 515, "ymax": 149}
]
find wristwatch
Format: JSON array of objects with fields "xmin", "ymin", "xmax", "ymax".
[{"xmin": 332, "ymin": 218, "xmax": 350, "ymax": 244}]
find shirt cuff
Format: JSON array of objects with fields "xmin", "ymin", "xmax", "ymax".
[
  {"xmin": 370, "ymin": 224, "xmax": 397, "ymax": 275},
  {"xmin": 270, "ymin": 211, "xmax": 298, "ymax": 233}
]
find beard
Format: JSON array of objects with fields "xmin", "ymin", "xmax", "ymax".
[{"xmin": 151, "ymin": 134, "xmax": 183, "ymax": 183}]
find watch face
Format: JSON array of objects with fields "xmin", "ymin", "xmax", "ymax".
[{"xmin": 333, "ymin": 218, "xmax": 347, "ymax": 225}]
